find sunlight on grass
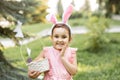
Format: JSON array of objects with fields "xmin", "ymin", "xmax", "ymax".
[
  {"xmin": 78, "ymin": 62, "xmax": 114, "ymax": 73},
  {"xmin": 22, "ymin": 23, "xmax": 52, "ymax": 34}
]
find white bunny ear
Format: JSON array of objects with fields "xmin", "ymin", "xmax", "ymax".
[
  {"xmin": 62, "ymin": 4, "xmax": 73, "ymax": 23},
  {"xmin": 46, "ymin": 13, "xmax": 57, "ymax": 24}
]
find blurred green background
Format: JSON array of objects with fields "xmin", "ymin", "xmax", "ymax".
[{"xmin": 0, "ymin": 0, "xmax": 120, "ymax": 80}]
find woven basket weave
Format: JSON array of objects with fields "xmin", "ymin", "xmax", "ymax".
[{"xmin": 28, "ymin": 58, "xmax": 49, "ymax": 72}]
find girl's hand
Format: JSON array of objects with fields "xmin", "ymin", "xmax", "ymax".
[
  {"xmin": 28, "ymin": 70, "xmax": 41, "ymax": 79},
  {"xmin": 60, "ymin": 44, "xmax": 68, "ymax": 57}
]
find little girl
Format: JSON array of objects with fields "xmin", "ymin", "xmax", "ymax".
[{"xmin": 28, "ymin": 4, "xmax": 77, "ymax": 80}]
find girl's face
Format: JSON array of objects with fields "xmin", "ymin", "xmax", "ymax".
[{"xmin": 51, "ymin": 27, "xmax": 71, "ymax": 51}]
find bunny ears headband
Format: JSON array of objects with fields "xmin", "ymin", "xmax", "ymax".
[{"xmin": 46, "ymin": 4, "xmax": 73, "ymax": 32}]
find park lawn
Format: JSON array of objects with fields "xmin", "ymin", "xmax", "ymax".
[
  {"xmin": 22, "ymin": 23, "xmax": 52, "ymax": 34},
  {"xmin": 72, "ymin": 33, "xmax": 120, "ymax": 80},
  {"xmin": 3, "ymin": 32, "xmax": 120, "ymax": 80},
  {"xmin": 18, "ymin": 18, "xmax": 120, "ymax": 35}
]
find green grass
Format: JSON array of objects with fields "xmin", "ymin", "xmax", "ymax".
[
  {"xmin": 22, "ymin": 23, "xmax": 52, "ymax": 34},
  {"xmin": 72, "ymin": 33, "xmax": 120, "ymax": 80},
  {"xmin": 3, "ymin": 37, "xmax": 52, "ymax": 69},
  {"xmin": 2, "ymin": 18, "xmax": 120, "ymax": 80},
  {"xmin": 3, "ymin": 33, "xmax": 120, "ymax": 80}
]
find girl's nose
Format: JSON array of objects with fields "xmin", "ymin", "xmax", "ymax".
[{"xmin": 58, "ymin": 38, "xmax": 62, "ymax": 42}]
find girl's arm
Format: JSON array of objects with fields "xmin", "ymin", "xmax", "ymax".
[
  {"xmin": 28, "ymin": 51, "xmax": 44, "ymax": 79},
  {"xmin": 60, "ymin": 45, "xmax": 77, "ymax": 75},
  {"xmin": 61, "ymin": 53, "xmax": 77, "ymax": 75}
]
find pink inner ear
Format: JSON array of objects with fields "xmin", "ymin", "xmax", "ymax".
[
  {"xmin": 51, "ymin": 14, "xmax": 57, "ymax": 24},
  {"xmin": 46, "ymin": 14, "xmax": 57, "ymax": 24},
  {"xmin": 62, "ymin": 4, "xmax": 73, "ymax": 23}
]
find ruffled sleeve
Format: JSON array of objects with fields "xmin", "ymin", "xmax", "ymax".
[
  {"xmin": 43, "ymin": 47, "xmax": 49, "ymax": 52},
  {"xmin": 43, "ymin": 47, "xmax": 50, "ymax": 58},
  {"xmin": 71, "ymin": 48, "xmax": 77, "ymax": 54},
  {"xmin": 68, "ymin": 48, "xmax": 78, "ymax": 64}
]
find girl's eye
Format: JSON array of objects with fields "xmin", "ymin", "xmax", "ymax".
[
  {"xmin": 62, "ymin": 35, "xmax": 67, "ymax": 38},
  {"xmin": 54, "ymin": 35, "xmax": 59, "ymax": 38}
]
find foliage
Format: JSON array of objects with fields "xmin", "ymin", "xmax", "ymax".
[
  {"xmin": 0, "ymin": 27, "xmax": 19, "ymax": 46},
  {"xmin": 0, "ymin": 1, "xmax": 43, "ymax": 79},
  {"xmin": 70, "ymin": 12, "xmax": 82, "ymax": 19},
  {"xmin": 0, "ymin": 0, "xmax": 48, "ymax": 45},
  {"xmin": 0, "ymin": 26, "xmax": 31, "ymax": 79},
  {"xmin": 0, "ymin": 0, "xmax": 38, "ymax": 23},
  {"xmin": 68, "ymin": 18, "xmax": 86, "ymax": 26},
  {"xmin": 84, "ymin": 16, "xmax": 110, "ymax": 52},
  {"xmin": 29, "ymin": 0, "xmax": 48, "ymax": 23},
  {"xmin": 0, "ymin": 50, "xmax": 30, "ymax": 80},
  {"xmin": 98, "ymin": 0, "xmax": 120, "ymax": 17},
  {"xmin": 106, "ymin": 0, "xmax": 120, "ymax": 16}
]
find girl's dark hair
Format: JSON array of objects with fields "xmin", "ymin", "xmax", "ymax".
[{"xmin": 51, "ymin": 23, "xmax": 71, "ymax": 41}]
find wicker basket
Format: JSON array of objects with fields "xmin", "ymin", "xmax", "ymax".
[{"xmin": 28, "ymin": 58, "xmax": 49, "ymax": 72}]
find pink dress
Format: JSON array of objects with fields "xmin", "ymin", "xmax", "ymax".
[{"xmin": 43, "ymin": 46, "xmax": 77, "ymax": 80}]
